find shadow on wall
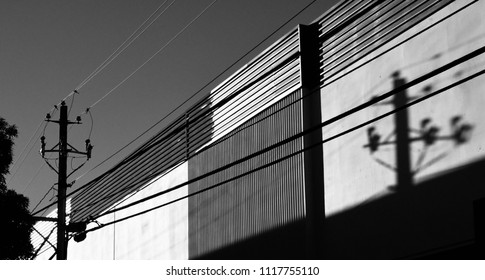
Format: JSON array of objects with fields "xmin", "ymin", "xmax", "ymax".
[
  {"xmin": 324, "ymin": 69, "xmax": 484, "ymax": 259},
  {"xmin": 324, "ymin": 156, "xmax": 485, "ymax": 259},
  {"xmin": 194, "ymin": 219, "xmax": 306, "ymax": 260},
  {"xmin": 195, "ymin": 156, "xmax": 485, "ymax": 260},
  {"xmin": 194, "ymin": 69, "xmax": 484, "ymax": 260}
]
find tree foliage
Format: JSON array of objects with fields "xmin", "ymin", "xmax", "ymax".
[{"xmin": 0, "ymin": 117, "xmax": 34, "ymax": 260}]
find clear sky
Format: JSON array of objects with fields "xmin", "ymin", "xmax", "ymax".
[{"xmin": 0, "ymin": 0, "xmax": 339, "ymax": 212}]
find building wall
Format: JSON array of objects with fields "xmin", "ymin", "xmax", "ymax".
[
  {"xmin": 207, "ymin": 29, "xmax": 301, "ymax": 143},
  {"xmin": 31, "ymin": 208, "xmax": 59, "ymax": 260},
  {"xmin": 67, "ymin": 212, "xmax": 115, "ymax": 259},
  {"xmin": 320, "ymin": 0, "xmax": 485, "ymax": 258},
  {"xmin": 68, "ymin": 163, "xmax": 188, "ymax": 259},
  {"xmin": 188, "ymin": 91, "xmax": 306, "ymax": 259}
]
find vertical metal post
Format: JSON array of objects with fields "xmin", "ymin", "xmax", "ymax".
[
  {"xmin": 57, "ymin": 101, "xmax": 68, "ymax": 260},
  {"xmin": 299, "ymin": 24, "xmax": 325, "ymax": 259}
]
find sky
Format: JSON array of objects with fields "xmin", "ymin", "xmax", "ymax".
[{"xmin": 0, "ymin": 0, "xmax": 339, "ymax": 212}]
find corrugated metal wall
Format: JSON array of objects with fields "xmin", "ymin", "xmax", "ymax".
[
  {"xmin": 70, "ymin": 94, "xmax": 214, "ymax": 223},
  {"xmin": 187, "ymin": 27, "xmax": 305, "ymax": 259},
  {"xmin": 69, "ymin": 28, "xmax": 302, "ymax": 224},
  {"xmin": 208, "ymin": 29, "xmax": 301, "ymax": 142},
  {"xmin": 188, "ymin": 91, "xmax": 305, "ymax": 259}
]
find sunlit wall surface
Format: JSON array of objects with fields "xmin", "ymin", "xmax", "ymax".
[{"xmin": 68, "ymin": 163, "xmax": 188, "ymax": 259}]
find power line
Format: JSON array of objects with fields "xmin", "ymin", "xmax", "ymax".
[
  {"xmin": 83, "ymin": 0, "xmax": 219, "ymax": 111},
  {"xmin": 76, "ymin": 45, "xmax": 485, "ymax": 222},
  {"xmin": 70, "ymin": 0, "xmax": 407, "ymax": 191},
  {"xmin": 66, "ymin": 0, "xmax": 472, "ymax": 218},
  {"xmin": 69, "ymin": 0, "xmax": 321, "ymax": 190},
  {"xmin": 21, "ymin": 162, "xmax": 46, "ymax": 194},
  {"xmin": 10, "ymin": 1, "xmax": 178, "ymax": 193},
  {"xmin": 12, "ymin": 0, "xmax": 319, "ymax": 203},
  {"xmin": 31, "ymin": 183, "xmax": 56, "ymax": 214},
  {"xmin": 30, "ymin": 1, "xmax": 482, "ymax": 255},
  {"xmin": 0, "ymin": 0, "xmax": 366, "ymax": 189},
  {"xmin": 83, "ymin": 67, "xmax": 485, "ymax": 233},
  {"xmin": 9, "ymin": 105, "xmax": 61, "ymax": 197},
  {"xmin": 31, "ymin": 226, "xmax": 57, "ymax": 254},
  {"xmin": 59, "ymin": 0, "xmax": 221, "ymax": 204},
  {"xmin": 31, "ymin": 225, "xmax": 56, "ymax": 260},
  {"xmin": 62, "ymin": 0, "xmax": 221, "ymax": 197},
  {"xmin": 44, "ymin": 0, "xmax": 177, "ymax": 114},
  {"xmin": 30, "ymin": 0, "xmax": 217, "ymax": 217},
  {"xmin": 6, "ymin": 120, "xmax": 44, "ymax": 185},
  {"xmin": 69, "ymin": 50, "xmax": 299, "ymax": 214},
  {"xmin": 11, "ymin": 0, "xmax": 176, "ymax": 211},
  {"xmin": 68, "ymin": 55, "xmax": 301, "ymax": 218},
  {"xmin": 31, "ymin": 0, "xmax": 476, "ymax": 217},
  {"xmin": 75, "ymin": 0, "xmax": 176, "ymax": 90}
]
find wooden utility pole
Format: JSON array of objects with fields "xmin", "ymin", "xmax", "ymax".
[
  {"xmin": 41, "ymin": 100, "xmax": 92, "ymax": 260},
  {"xmin": 56, "ymin": 102, "xmax": 68, "ymax": 260}
]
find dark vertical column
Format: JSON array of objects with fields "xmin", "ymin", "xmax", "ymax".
[
  {"xmin": 299, "ymin": 24, "xmax": 325, "ymax": 259},
  {"xmin": 57, "ymin": 101, "xmax": 68, "ymax": 260},
  {"xmin": 391, "ymin": 72, "xmax": 413, "ymax": 190}
]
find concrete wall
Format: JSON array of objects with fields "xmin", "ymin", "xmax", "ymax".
[
  {"xmin": 68, "ymin": 163, "xmax": 188, "ymax": 259},
  {"xmin": 321, "ymin": 0, "xmax": 485, "ymax": 258}
]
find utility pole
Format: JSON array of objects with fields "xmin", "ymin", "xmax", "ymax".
[
  {"xmin": 57, "ymin": 102, "xmax": 68, "ymax": 260},
  {"xmin": 41, "ymin": 99, "xmax": 93, "ymax": 260}
]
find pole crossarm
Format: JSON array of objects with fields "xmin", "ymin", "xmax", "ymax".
[
  {"xmin": 46, "ymin": 119, "xmax": 82, "ymax": 125},
  {"xmin": 45, "ymin": 149, "xmax": 89, "ymax": 156}
]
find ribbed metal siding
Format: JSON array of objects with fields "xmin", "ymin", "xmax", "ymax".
[
  {"xmin": 70, "ymin": 29, "xmax": 302, "ymax": 223},
  {"xmin": 209, "ymin": 29, "xmax": 301, "ymax": 142},
  {"xmin": 318, "ymin": 0, "xmax": 453, "ymax": 83},
  {"xmin": 188, "ymin": 91, "xmax": 305, "ymax": 259},
  {"xmin": 71, "ymin": 98, "xmax": 213, "ymax": 222}
]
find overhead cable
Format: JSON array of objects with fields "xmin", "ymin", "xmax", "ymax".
[
  {"xmin": 83, "ymin": 0, "xmax": 219, "ymax": 111},
  {"xmin": 66, "ymin": 0, "xmax": 476, "ymax": 217},
  {"xmin": 79, "ymin": 45, "xmax": 485, "ymax": 221},
  {"xmin": 75, "ymin": 0, "xmax": 176, "ymax": 90},
  {"xmin": 83, "ymin": 67, "xmax": 485, "ymax": 232},
  {"xmin": 69, "ymin": 0, "xmax": 320, "ymax": 188},
  {"xmin": 6, "ymin": 120, "xmax": 44, "ymax": 186},
  {"xmin": 31, "ymin": 0, "xmax": 477, "ymax": 216}
]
